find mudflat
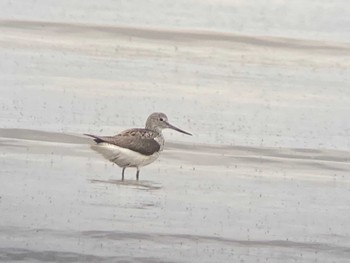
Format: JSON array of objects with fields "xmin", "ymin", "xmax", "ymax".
[
  {"xmin": 1, "ymin": 2, "xmax": 350, "ymax": 262},
  {"xmin": 1, "ymin": 128, "xmax": 350, "ymax": 262}
]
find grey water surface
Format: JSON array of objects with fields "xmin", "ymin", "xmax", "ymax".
[{"xmin": 0, "ymin": 1, "xmax": 350, "ymax": 262}]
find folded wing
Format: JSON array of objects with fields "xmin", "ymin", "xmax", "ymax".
[{"xmin": 85, "ymin": 133, "xmax": 160, "ymax": 156}]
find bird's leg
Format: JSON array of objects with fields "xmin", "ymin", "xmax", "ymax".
[
  {"xmin": 122, "ymin": 167, "xmax": 125, "ymax": 181},
  {"xmin": 136, "ymin": 168, "xmax": 140, "ymax": 181}
]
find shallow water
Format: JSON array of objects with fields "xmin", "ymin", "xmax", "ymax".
[
  {"xmin": 1, "ymin": 129, "xmax": 350, "ymax": 262},
  {"xmin": 1, "ymin": 1, "xmax": 350, "ymax": 262}
]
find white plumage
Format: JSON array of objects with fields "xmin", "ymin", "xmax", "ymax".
[
  {"xmin": 85, "ymin": 112, "xmax": 191, "ymax": 180},
  {"xmin": 92, "ymin": 143, "xmax": 160, "ymax": 168}
]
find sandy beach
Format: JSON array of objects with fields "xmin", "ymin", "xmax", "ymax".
[{"xmin": 0, "ymin": 1, "xmax": 350, "ymax": 262}]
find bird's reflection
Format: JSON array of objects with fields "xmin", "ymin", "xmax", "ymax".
[{"xmin": 90, "ymin": 178, "xmax": 162, "ymax": 191}]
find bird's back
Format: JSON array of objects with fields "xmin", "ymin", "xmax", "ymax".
[{"xmin": 85, "ymin": 128, "xmax": 163, "ymax": 156}]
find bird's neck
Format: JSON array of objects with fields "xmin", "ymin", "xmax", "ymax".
[{"xmin": 145, "ymin": 124, "xmax": 162, "ymax": 134}]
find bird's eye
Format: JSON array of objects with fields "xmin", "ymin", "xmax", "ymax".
[{"xmin": 160, "ymin": 118, "xmax": 164, "ymax": 121}]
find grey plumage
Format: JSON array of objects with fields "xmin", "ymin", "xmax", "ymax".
[
  {"xmin": 85, "ymin": 112, "xmax": 192, "ymax": 180},
  {"xmin": 84, "ymin": 130, "xmax": 161, "ymax": 156}
]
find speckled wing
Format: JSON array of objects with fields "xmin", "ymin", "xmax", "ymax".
[
  {"xmin": 118, "ymin": 128, "xmax": 159, "ymax": 139},
  {"xmin": 85, "ymin": 129, "xmax": 161, "ymax": 156}
]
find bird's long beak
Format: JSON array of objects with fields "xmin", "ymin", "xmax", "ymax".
[{"xmin": 165, "ymin": 121, "xmax": 192, "ymax": 136}]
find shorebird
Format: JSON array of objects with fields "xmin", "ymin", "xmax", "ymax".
[{"xmin": 85, "ymin": 112, "xmax": 191, "ymax": 180}]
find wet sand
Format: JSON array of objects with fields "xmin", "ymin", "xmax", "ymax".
[
  {"xmin": 0, "ymin": 3, "xmax": 350, "ymax": 262},
  {"xmin": 0, "ymin": 19, "xmax": 349, "ymax": 150},
  {"xmin": 1, "ymin": 129, "xmax": 350, "ymax": 262}
]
